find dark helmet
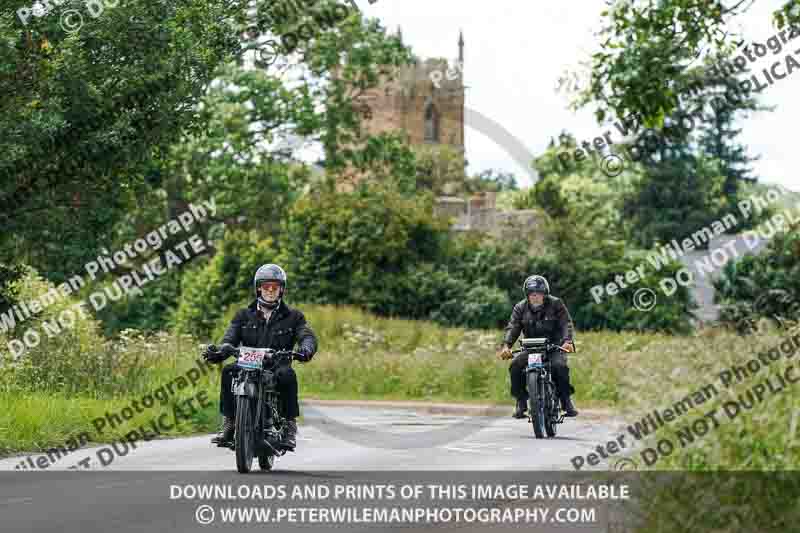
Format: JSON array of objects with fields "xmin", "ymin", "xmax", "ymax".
[
  {"xmin": 254, "ymin": 264, "xmax": 287, "ymax": 309},
  {"xmin": 523, "ymin": 275, "xmax": 550, "ymax": 296}
]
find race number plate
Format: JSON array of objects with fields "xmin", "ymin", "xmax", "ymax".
[
  {"xmin": 528, "ymin": 353, "xmax": 543, "ymax": 366},
  {"xmin": 237, "ymin": 347, "xmax": 270, "ymax": 369}
]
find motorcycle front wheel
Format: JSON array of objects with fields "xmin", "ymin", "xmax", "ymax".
[
  {"xmin": 235, "ymin": 396, "xmax": 256, "ymax": 473},
  {"xmin": 527, "ymin": 372, "xmax": 546, "ymax": 439}
]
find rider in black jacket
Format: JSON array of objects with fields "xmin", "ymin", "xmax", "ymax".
[
  {"xmin": 497, "ymin": 275, "xmax": 578, "ymax": 418},
  {"xmin": 203, "ymin": 264, "xmax": 317, "ymax": 450}
]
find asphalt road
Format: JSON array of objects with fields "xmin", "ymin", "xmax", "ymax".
[
  {"xmin": 0, "ymin": 404, "xmax": 626, "ymax": 533},
  {"xmin": 0, "ymin": 404, "xmax": 622, "ymax": 471}
]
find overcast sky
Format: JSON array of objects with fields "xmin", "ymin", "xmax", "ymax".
[{"xmin": 358, "ymin": 0, "xmax": 799, "ymax": 193}]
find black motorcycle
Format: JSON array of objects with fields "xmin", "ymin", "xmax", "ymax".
[
  {"xmin": 511, "ymin": 337, "xmax": 572, "ymax": 439},
  {"xmin": 212, "ymin": 345, "xmax": 303, "ymax": 473}
]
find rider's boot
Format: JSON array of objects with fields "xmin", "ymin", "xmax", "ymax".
[
  {"xmin": 211, "ymin": 416, "xmax": 235, "ymax": 446},
  {"xmin": 281, "ymin": 419, "xmax": 297, "ymax": 451},
  {"xmin": 561, "ymin": 396, "xmax": 579, "ymax": 417},
  {"xmin": 512, "ymin": 397, "xmax": 528, "ymax": 419}
]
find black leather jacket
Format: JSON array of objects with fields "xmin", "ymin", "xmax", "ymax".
[
  {"xmin": 502, "ymin": 295, "xmax": 574, "ymax": 348},
  {"xmin": 220, "ymin": 300, "xmax": 318, "ymax": 360}
]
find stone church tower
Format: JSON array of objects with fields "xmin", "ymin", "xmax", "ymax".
[{"xmin": 357, "ymin": 30, "xmax": 466, "ymax": 153}]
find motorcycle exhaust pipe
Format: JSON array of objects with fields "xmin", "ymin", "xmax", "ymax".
[{"xmin": 259, "ymin": 436, "xmax": 284, "ymax": 455}]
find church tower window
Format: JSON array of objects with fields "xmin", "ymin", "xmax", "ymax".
[{"xmin": 424, "ymin": 98, "xmax": 439, "ymax": 143}]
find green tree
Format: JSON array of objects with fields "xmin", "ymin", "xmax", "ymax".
[
  {"xmin": 517, "ymin": 134, "xmax": 632, "ymax": 231},
  {"xmin": 1, "ymin": 0, "xmax": 409, "ymax": 289},
  {"xmin": 715, "ymin": 220, "xmax": 800, "ymax": 332},
  {"xmin": 412, "ymin": 144, "xmax": 468, "ymax": 195},
  {"xmin": 173, "ymin": 230, "xmax": 279, "ymax": 338},
  {"xmin": 156, "ymin": 62, "xmax": 319, "ymax": 240},
  {"xmin": 296, "ymin": 13, "xmax": 413, "ymax": 175},
  {"xmin": 466, "ymin": 169, "xmax": 519, "ymax": 193},
  {"xmin": 535, "ymin": 133, "xmax": 597, "ymax": 180},
  {"xmin": 622, "ymin": 151, "xmax": 727, "ymax": 249},
  {"xmin": 281, "ymin": 183, "xmax": 449, "ymax": 307},
  {"xmin": 695, "ymin": 75, "xmax": 765, "ymax": 209},
  {"xmin": 1, "ymin": 0, "xmax": 243, "ymax": 282},
  {"xmin": 114, "ymin": 11, "xmax": 413, "ymax": 246},
  {"xmin": 344, "ymin": 132, "xmax": 419, "ymax": 194},
  {"xmin": 580, "ymin": 0, "xmax": 798, "ymax": 125}
]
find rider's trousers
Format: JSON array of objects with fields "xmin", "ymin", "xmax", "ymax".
[
  {"xmin": 220, "ymin": 362, "xmax": 300, "ymax": 420},
  {"xmin": 509, "ymin": 351, "xmax": 574, "ymax": 402}
]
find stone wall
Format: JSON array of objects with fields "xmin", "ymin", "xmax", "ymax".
[{"xmin": 434, "ymin": 194, "xmax": 544, "ymax": 241}]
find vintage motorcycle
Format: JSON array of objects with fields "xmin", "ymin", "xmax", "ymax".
[
  {"xmin": 511, "ymin": 337, "xmax": 572, "ymax": 439},
  {"xmin": 210, "ymin": 344, "xmax": 304, "ymax": 473}
]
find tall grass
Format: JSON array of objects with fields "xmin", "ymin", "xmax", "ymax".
[
  {"xmin": 612, "ymin": 325, "xmax": 800, "ymax": 470},
  {"xmin": 0, "ymin": 271, "xmax": 221, "ymax": 454},
  {"xmin": 0, "ymin": 329, "xmax": 219, "ymax": 455},
  {"xmin": 602, "ymin": 324, "xmax": 800, "ymax": 532},
  {"xmin": 292, "ymin": 304, "xmax": 638, "ymax": 405}
]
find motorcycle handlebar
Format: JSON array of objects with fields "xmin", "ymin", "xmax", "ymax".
[
  {"xmin": 236, "ymin": 348, "xmax": 305, "ymax": 360},
  {"xmin": 511, "ymin": 344, "xmax": 573, "ymax": 357},
  {"xmin": 278, "ymin": 349, "xmax": 306, "ymax": 361},
  {"xmin": 204, "ymin": 345, "xmax": 306, "ymax": 361}
]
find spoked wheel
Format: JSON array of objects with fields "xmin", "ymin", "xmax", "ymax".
[
  {"xmin": 527, "ymin": 372, "xmax": 546, "ymax": 439},
  {"xmin": 235, "ymin": 396, "xmax": 256, "ymax": 473},
  {"xmin": 544, "ymin": 381, "xmax": 558, "ymax": 437}
]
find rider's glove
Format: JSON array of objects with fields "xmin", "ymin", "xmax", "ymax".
[
  {"xmin": 219, "ymin": 343, "xmax": 237, "ymax": 358},
  {"xmin": 203, "ymin": 344, "xmax": 226, "ymax": 364},
  {"xmin": 202, "ymin": 344, "xmax": 216, "ymax": 359},
  {"xmin": 295, "ymin": 349, "xmax": 312, "ymax": 362},
  {"xmin": 497, "ymin": 345, "xmax": 513, "ymax": 360}
]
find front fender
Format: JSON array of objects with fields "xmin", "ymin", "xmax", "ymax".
[{"xmin": 234, "ymin": 380, "xmax": 258, "ymax": 397}]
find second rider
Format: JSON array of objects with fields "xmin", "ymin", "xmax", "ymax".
[{"xmin": 497, "ymin": 275, "xmax": 578, "ymax": 419}]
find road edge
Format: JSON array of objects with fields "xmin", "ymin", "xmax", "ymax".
[{"xmin": 302, "ymin": 398, "xmax": 617, "ymax": 420}]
